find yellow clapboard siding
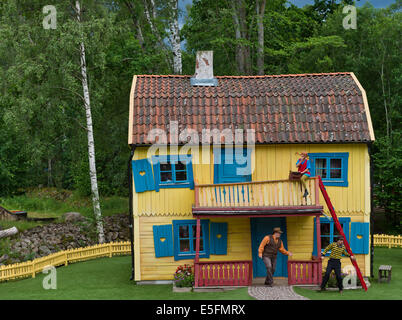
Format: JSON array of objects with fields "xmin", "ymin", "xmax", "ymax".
[{"xmin": 138, "ymin": 216, "xmax": 252, "ymax": 281}]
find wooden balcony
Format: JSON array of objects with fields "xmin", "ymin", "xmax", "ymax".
[{"xmin": 193, "ymin": 177, "xmax": 322, "ymax": 216}]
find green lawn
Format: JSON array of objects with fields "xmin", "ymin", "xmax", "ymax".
[
  {"xmin": 293, "ymin": 247, "xmax": 402, "ymax": 300},
  {"xmin": 1, "ymin": 248, "xmax": 400, "ymax": 300},
  {"xmin": 0, "ymin": 256, "xmax": 253, "ymax": 300}
]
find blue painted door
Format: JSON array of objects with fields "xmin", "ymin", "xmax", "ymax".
[
  {"xmin": 250, "ymin": 217, "xmax": 288, "ymax": 277},
  {"xmin": 214, "ymin": 148, "xmax": 252, "ymax": 184}
]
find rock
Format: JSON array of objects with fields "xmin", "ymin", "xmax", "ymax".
[
  {"xmin": 39, "ymin": 245, "xmax": 51, "ymax": 255},
  {"xmin": 0, "ymin": 254, "xmax": 9, "ymax": 263},
  {"xmin": 63, "ymin": 212, "xmax": 85, "ymax": 223}
]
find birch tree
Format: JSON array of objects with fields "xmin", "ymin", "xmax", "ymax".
[
  {"xmin": 75, "ymin": 0, "xmax": 105, "ymax": 243},
  {"xmin": 167, "ymin": 0, "xmax": 182, "ymax": 74}
]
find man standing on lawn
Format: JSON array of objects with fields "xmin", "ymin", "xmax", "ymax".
[
  {"xmin": 258, "ymin": 227, "xmax": 292, "ymax": 287},
  {"xmin": 320, "ymin": 236, "xmax": 356, "ymax": 293}
]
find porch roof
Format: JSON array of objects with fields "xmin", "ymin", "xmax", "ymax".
[{"xmin": 192, "ymin": 205, "xmax": 324, "ymax": 217}]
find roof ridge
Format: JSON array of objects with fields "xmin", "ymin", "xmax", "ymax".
[{"xmin": 135, "ymin": 72, "xmax": 352, "ymax": 78}]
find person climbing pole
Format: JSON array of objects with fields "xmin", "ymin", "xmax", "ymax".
[{"xmin": 296, "ymin": 152, "xmax": 311, "ymax": 200}]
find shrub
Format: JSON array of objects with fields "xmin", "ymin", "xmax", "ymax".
[{"xmin": 173, "ymin": 264, "xmax": 194, "ymax": 288}]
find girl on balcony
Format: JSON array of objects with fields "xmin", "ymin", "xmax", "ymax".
[{"xmin": 296, "ymin": 152, "xmax": 311, "ymax": 200}]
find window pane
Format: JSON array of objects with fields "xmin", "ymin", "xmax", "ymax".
[
  {"xmin": 321, "ymin": 236, "xmax": 330, "ymax": 250},
  {"xmin": 160, "ymin": 163, "xmax": 172, "ymax": 171},
  {"xmin": 175, "ymin": 161, "xmax": 186, "ymax": 171},
  {"xmin": 176, "ymin": 171, "xmax": 187, "ymax": 181},
  {"xmin": 333, "ymin": 226, "xmax": 341, "ymax": 238},
  {"xmin": 179, "ymin": 225, "xmax": 189, "ymax": 238},
  {"xmin": 330, "ymin": 169, "xmax": 342, "ymax": 179},
  {"xmin": 160, "ymin": 171, "xmax": 172, "ymax": 182},
  {"xmin": 315, "ymin": 158, "xmax": 327, "ymax": 168},
  {"xmin": 315, "ymin": 158, "xmax": 327, "ymax": 178},
  {"xmin": 321, "ymin": 223, "xmax": 330, "ymax": 236},
  {"xmin": 180, "ymin": 239, "xmax": 190, "ymax": 252},
  {"xmin": 193, "ymin": 238, "xmax": 204, "ymax": 251},
  {"xmin": 192, "ymin": 225, "xmax": 203, "ymax": 237},
  {"xmin": 330, "ymin": 158, "xmax": 342, "ymax": 169}
]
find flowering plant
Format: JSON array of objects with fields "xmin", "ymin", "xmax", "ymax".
[{"xmin": 173, "ymin": 264, "xmax": 194, "ymax": 287}]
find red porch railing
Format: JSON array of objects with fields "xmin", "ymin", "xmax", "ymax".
[
  {"xmin": 194, "ymin": 260, "xmax": 252, "ymax": 287},
  {"xmin": 287, "ymin": 260, "xmax": 322, "ymax": 285}
]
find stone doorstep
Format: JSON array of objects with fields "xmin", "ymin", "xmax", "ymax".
[{"xmin": 193, "ymin": 286, "xmax": 248, "ymax": 292}]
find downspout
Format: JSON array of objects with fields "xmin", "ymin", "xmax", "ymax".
[
  {"xmin": 368, "ymin": 142, "xmax": 374, "ymax": 278},
  {"xmin": 128, "ymin": 145, "xmax": 136, "ymax": 280}
]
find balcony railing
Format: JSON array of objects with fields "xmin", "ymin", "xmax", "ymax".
[{"xmin": 194, "ymin": 177, "xmax": 320, "ymax": 209}]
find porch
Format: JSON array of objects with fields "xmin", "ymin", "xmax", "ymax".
[{"xmin": 192, "ymin": 178, "xmax": 324, "ymax": 288}]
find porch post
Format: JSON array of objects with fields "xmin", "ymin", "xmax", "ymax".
[
  {"xmin": 316, "ymin": 214, "xmax": 322, "ymax": 284},
  {"xmin": 194, "ymin": 218, "xmax": 201, "ymax": 287},
  {"xmin": 195, "ymin": 218, "xmax": 201, "ymax": 262}
]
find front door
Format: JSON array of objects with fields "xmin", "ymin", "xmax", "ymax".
[{"xmin": 250, "ymin": 217, "xmax": 288, "ymax": 277}]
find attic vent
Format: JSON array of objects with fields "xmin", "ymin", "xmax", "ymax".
[{"xmin": 190, "ymin": 51, "xmax": 218, "ymax": 86}]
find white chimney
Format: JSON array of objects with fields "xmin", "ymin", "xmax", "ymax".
[{"xmin": 190, "ymin": 51, "xmax": 218, "ymax": 86}]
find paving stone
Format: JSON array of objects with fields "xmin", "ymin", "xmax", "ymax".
[{"xmin": 248, "ymin": 285, "xmax": 309, "ymax": 300}]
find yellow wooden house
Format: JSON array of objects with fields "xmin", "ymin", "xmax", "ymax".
[{"xmin": 127, "ymin": 53, "xmax": 375, "ymax": 287}]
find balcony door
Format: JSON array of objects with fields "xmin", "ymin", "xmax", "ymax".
[
  {"xmin": 250, "ymin": 217, "xmax": 288, "ymax": 278},
  {"xmin": 213, "ymin": 147, "xmax": 252, "ymax": 184}
]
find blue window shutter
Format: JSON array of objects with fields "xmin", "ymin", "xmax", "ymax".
[
  {"xmin": 153, "ymin": 225, "xmax": 173, "ymax": 257},
  {"xmin": 132, "ymin": 159, "xmax": 155, "ymax": 193},
  {"xmin": 210, "ymin": 222, "xmax": 228, "ymax": 255},
  {"xmin": 350, "ymin": 222, "xmax": 370, "ymax": 254},
  {"xmin": 187, "ymin": 161, "xmax": 194, "ymax": 190}
]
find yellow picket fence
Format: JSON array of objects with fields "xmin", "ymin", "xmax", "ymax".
[
  {"xmin": 373, "ymin": 234, "xmax": 402, "ymax": 248},
  {"xmin": 0, "ymin": 241, "xmax": 131, "ymax": 282}
]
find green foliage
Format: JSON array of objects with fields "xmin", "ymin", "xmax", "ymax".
[{"xmin": 0, "ymin": 0, "xmax": 400, "ymax": 234}]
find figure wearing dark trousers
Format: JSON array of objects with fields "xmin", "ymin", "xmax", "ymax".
[
  {"xmin": 258, "ymin": 227, "xmax": 292, "ymax": 286},
  {"xmin": 320, "ymin": 237, "xmax": 356, "ymax": 293}
]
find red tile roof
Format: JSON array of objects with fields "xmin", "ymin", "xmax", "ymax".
[{"xmin": 128, "ymin": 72, "xmax": 374, "ymax": 145}]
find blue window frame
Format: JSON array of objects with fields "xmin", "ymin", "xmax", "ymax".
[
  {"xmin": 173, "ymin": 220, "xmax": 210, "ymax": 261},
  {"xmin": 213, "ymin": 147, "xmax": 252, "ymax": 184},
  {"xmin": 152, "ymin": 155, "xmax": 194, "ymax": 191},
  {"xmin": 314, "ymin": 217, "xmax": 351, "ymax": 256},
  {"xmin": 309, "ymin": 153, "xmax": 349, "ymax": 187}
]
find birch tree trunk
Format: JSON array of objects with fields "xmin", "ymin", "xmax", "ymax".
[
  {"xmin": 168, "ymin": 0, "xmax": 182, "ymax": 74},
  {"xmin": 256, "ymin": 0, "xmax": 266, "ymax": 75},
  {"xmin": 0, "ymin": 227, "xmax": 18, "ymax": 239},
  {"xmin": 75, "ymin": 0, "xmax": 105, "ymax": 244}
]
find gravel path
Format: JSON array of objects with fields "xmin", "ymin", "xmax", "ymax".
[{"xmin": 248, "ymin": 285, "xmax": 309, "ymax": 300}]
